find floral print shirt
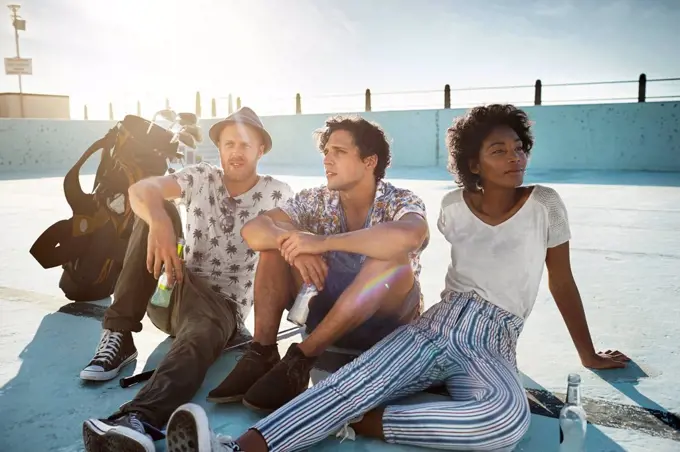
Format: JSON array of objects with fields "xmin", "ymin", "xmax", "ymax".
[{"xmin": 280, "ymin": 180, "xmax": 428, "ymax": 279}]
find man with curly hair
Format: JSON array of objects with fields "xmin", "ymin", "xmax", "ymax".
[
  {"xmin": 162, "ymin": 104, "xmax": 630, "ymax": 452},
  {"xmin": 204, "ymin": 114, "xmax": 430, "ymax": 415}
]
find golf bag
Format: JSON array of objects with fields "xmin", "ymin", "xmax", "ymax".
[{"xmin": 29, "ymin": 113, "xmax": 201, "ymax": 302}]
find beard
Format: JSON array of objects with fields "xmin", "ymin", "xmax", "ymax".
[{"xmin": 221, "ymin": 159, "xmax": 256, "ymax": 182}]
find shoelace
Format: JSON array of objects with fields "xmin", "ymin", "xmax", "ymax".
[
  {"xmin": 127, "ymin": 413, "xmax": 145, "ymax": 434},
  {"xmin": 92, "ymin": 330, "xmax": 124, "ymax": 365},
  {"xmin": 334, "ymin": 415, "xmax": 364, "ymax": 443},
  {"xmin": 283, "ymin": 349, "xmax": 315, "ymax": 381},
  {"xmin": 284, "ymin": 357, "xmax": 304, "ymax": 380},
  {"xmin": 211, "ymin": 431, "xmax": 242, "ymax": 451}
]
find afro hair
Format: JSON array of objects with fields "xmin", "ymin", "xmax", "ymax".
[{"xmin": 446, "ymin": 104, "xmax": 534, "ymax": 191}]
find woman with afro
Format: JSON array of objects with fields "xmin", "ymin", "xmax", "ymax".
[{"xmin": 162, "ymin": 104, "xmax": 630, "ymax": 452}]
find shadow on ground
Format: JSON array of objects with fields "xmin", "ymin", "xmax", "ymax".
[{"xmin": 4, "ymin": 301, "xmax": 677, "ymax": 452}]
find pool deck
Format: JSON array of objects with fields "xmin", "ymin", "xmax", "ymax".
[{"xmin": 0, "ymin": 166, "xmax": 679, "ymax": 451}]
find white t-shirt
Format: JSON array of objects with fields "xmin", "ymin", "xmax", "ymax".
[
  {"xmin": 171, "ymin": 162, "xmax": 294, "ymax": 324},
  {"xmin": 437, "ymin": 185, "xmax": 571, "ymax": 320}
]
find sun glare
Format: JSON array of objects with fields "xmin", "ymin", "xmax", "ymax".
[{"xmin": 68, "ymin": 0, "xmax": 277, "ymax": 119}]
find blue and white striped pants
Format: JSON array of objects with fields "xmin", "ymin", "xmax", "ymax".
[{"xmin": 254, "ymin": 291, "xmax": 531, "ymax": 451}]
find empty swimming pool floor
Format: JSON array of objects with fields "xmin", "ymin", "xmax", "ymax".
[{"xmin": 0, "ymin": 167, "xmax": 679, "ymax": 451}]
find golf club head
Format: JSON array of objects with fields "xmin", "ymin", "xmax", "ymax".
[
  {"xmin": 178, "ymin": 112, "xmax": 198, "ymax": 126},
  {"xmin": 153, "ymin": 109, "xmax": 177, "ymax": 123}
]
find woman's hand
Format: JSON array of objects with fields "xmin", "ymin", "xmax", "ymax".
[{"xmin": 581, "ymin": 349, "xmax": 630, "ymax": 369}]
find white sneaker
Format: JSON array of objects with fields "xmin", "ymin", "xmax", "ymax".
[
  {"xmin": 166, "ymin": 403, "xmax": 241, "ymax": 452},
  {"xmin": 82, "ymin": 412, "xmax": 154, "ymax": 452}
]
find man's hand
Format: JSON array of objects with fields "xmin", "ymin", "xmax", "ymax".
[
  {"xmin": 581, "ymin": 349, "xmax": 630, "ymax": 369},
  {"xmin": 146, "ymin": 217, "xmax": 183, "ymax": 285},
  {"xmin": 291, "ymin": 254, "xmax": 328, "ymax": 290},
  {"xmin": 277, "ymin": 230, "xmax": 328, "ymax": 263}
]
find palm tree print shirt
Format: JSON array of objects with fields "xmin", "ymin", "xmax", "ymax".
[
  {"xmin": 171, "ymin": 162, "xmax": 294, "ymax": 324},
  {"xmin": 280, "ymin": 180, "xmax": 428, "ymax": 279}
]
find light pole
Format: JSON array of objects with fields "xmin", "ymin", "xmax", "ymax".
[{"xmin": 7, "ymin": 4, "xmax": 26, "ymax": 118}]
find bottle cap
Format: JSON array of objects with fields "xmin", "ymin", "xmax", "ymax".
[{"xmin": 567, "ymin": 373, "xmax": 581, "ymax": 384}]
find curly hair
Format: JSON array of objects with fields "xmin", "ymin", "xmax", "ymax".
[
  {"xmin": 446, "ymin": 104, "xmax": 534, "ymax": 191},
  {"xmin": 313, "ymin": 115, "xmax": 391, "ymax": 181}
]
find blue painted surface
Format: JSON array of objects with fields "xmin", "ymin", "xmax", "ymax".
[
  {"xmin": 0, "ymin": 167, "xmax": 679, "ymax": 451},
  {"xmin": 438, "ymin": 102, "xmax": 680, "ymax": 172},
  {"xmin": 1, "ymin": 102, "xmax": 679, "ymax": 174}
]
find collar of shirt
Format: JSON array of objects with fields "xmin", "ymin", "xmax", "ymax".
[{"xmin": 328, "ymin": 180, "xmax": 388, "ymax": 209}]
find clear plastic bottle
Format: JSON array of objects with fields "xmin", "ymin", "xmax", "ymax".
[
  {"xmin": 150, "ymin": 238, "xmax": 185, "ymax": 308},
  {"xmin": 558, "ymin": 373, "xmax": 587, "ymax": 452},
  {"xmin": 287, "ymin": 283, "xmax": 318, "ymax": 326}
]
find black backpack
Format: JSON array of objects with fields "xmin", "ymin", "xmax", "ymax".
[{"xmin": 30, "ymin": 113, "xmax": 199, "ymax": 302}]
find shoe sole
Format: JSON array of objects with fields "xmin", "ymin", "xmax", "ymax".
[
  {"xmin": 80, "ymin": 350, "xmax": 139, "ymax": 381},
  {"xmin": 82, "ymin": 418, "xmax": 153, "ymax": 452},
  {"xmin": 205, "ymin": 394, "xmax": 243, "ymax": 404},
  {"xmin": 241, "ymin": 398, "xmax": 276, "ymax": 415},
  {"xmin": 166, "ymin": 403, "xmax": 212, "ymax": 452}
]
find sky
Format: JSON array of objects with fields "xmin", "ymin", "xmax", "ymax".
[{"xmin": 1, "ymin": 0, "xmax": 679, "ymax": 119}]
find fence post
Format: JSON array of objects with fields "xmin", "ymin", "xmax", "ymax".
[
  {"xmin": 638, "ymin": 73, "xmax": 646, "ymax": 102},
  {"xmin": 444, "ymin": 84, "xmax": 451, "ymax": 109},
  {"xmin": 228, "ymin": 94, "xmax": 234, "ymax": 114},
  {"xmin": 534, "ymin": 80, "xmax": 542, "ymax": 106},
  {"xmin": 211, "ymin": 98, "xmax": 216, "ymax": 117},
  {"xmin": 296, "ymin": 93, "xmax": 302, "ymax": 114},
  {"xmin": 236, "ymin": 97, "xmax": 242, "ymax": 109},
  {"xmin": 195, "ymin": 91, "xmax": 201, "ymax": 117},
  {"xmin": 109, "ymin": 102, "xmax": 114, "ymax": 120},
  {"xmin": 137, "ymin": 100, "xmax": 141, "ymax": 116},
  {"xmin": 365, "ymin": 89, "xmax": 371, "ymax": 112},
  {"xmin": 84, "ymin": 105, "xmax": 88, "ymax": 120}
]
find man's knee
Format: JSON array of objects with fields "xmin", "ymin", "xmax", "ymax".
[
  {"xmin": 355, "ymin": 256, "xmax": 418, "ymax": 322},
  {"xmin": 175, "ymin": 318, "xmax": 229, "ymax": 360},
  {"xmin": 360, "ymin": 256, "xmax": 415, "ymax": 293},
  {"xmin": 255, "ymin": 250, "xmax": 298, "ymax": 299},
  {"xmin": 257, "ymin": 249, "xmax": 287, "ymax": 268},
  {"xmin": 130, "ymin": 200, "xmax": 182, "ymax": 236},
  {"xmin": 361, "ymin": 255, "xmax": 411, "ymax": 273}
]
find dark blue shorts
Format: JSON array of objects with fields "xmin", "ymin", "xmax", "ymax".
[{"xmin": 303, "ymin": 251, "xmax": 421, "ymax": 351}]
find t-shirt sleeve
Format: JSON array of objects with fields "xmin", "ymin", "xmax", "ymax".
[
  {"xmin": 278, "ymin": 182, "xmax": 295, "ymax": 205},
  {"xmin": 391, "ymin": 190, "xmax": 427, "ymax": 222},
  {"xmin": 249, "ymin": 178, "xmax": 295, "ymax": 218},
  {"xmin": 388, "ymin": 189, "xmax": 429, "ymax": 252},
  {"xmin": 437, "ymin": 203, "xmax": 447, "ymax": 234},
  {"xmin": 169, "ymin": 162, "xmax": 212, "ymax": 206},
  {"xmin": 436, "ymin": 190, "xmax": 458, "ymax": 235},
  {"xmin": 536, "ymin": 186, "xmax": 571, "ymax": 248},
  {"xmin": 279, "ymin": 188, "xmax": 319, "ymax": 233}
]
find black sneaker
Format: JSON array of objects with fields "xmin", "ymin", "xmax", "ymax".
[
  {"xmin": 80, "ymin": 329, "xmax": 138, "ymax": 381},
  {"xmin": 83, "ymin": 412, "xmax": 154, "ymax": 452},
  {"xmin": 166, "ymin": 403, "xmax": 243, "ymax": 451},
  {"xmin": 206, "ymin": 342, "xmax": 280, "ymax": 404}
]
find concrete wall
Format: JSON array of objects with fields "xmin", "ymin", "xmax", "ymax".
[
  {"xmin": 0, "ymin": 93, "xmax": 71, "ymax": 119},
  {"xmin": 1, "ymin": 102, "xmax": 678, "ymax": 174},
  {"xmin": 438, "ymin": 102, "xmax": 680, "ymax": 172}
]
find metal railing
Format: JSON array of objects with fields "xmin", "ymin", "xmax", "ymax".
[{"xmin": 80, "ymin": 73, "xmax": 680, "ymax": 120}]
